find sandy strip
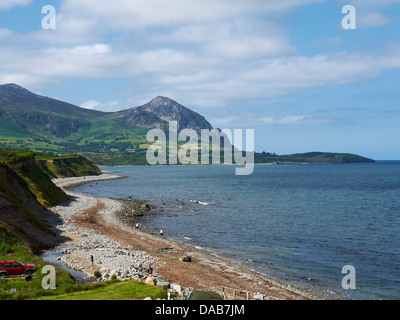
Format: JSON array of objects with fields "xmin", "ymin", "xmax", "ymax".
[{"xmin": 50, "ymin": 173, "xmax": 328, "ymax": 300}]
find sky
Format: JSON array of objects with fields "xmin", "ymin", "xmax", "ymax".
[{"xmin": 0, "ymin": 0, "xmax": 399, "ymax": 160}]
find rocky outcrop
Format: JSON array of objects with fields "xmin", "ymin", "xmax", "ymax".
[
  {"xmin": 16, "ymin": 111, "xmax": 90, "ymax": 138},
  {"xmin": 115, "ymin": 96, "xmax": 214, "ymax": 136}
]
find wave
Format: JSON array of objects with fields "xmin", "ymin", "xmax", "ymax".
[{"xmin": 190, "ymin": 199, "xmax": 209, "ymax": 205}]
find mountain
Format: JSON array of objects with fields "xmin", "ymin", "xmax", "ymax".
[
  {"xmin": 112, "ymin": 96, "xmax": 214, "ymax": 134},
  {"xmin": 0, "ymin": 83, "xmax": 375, "ymax": 165},
  {"xmin": 0, "ymin": 84, "xmax": 232, "ymax": 164},
  {"xmin": 0, "ymin": 83, "xmax": 104, "ymax": 138},
  {"xmin": 0, "ymin": 84, "xmax": 103, "ymax": 117},
  {"xmin": 0, "ymin": 84, "xmax": 213, "ymax": 140}
]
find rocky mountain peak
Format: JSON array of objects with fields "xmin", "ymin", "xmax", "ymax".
[
  {"xmin": 0, "ymin": 83, "xmax": 35, "ymax": 101},
  {"xmin": 118, "ymin": 96, "xmax": 214, "ymax": 134}
]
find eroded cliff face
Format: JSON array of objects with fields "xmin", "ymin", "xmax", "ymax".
[
  {"xmin": 0, "ymin": 161, "xmax": 60, "ymax": 253},
  {"xmin": 7, "ymin": 156, "xmax": 36, "ymax": 170}
]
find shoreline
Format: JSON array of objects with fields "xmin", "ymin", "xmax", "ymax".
[{"xmin": 48, "ymin": 173, "xmax": 332, "ymax": 300}]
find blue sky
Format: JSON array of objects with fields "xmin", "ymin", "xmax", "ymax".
[{"xmin": 0, "ymin": 0, "xmax": 399, "ymax": 159}]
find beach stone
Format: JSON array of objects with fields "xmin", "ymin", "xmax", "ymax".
[
  {"xmin": 156, "ymin": 281, "xmax": 170, "ymax": 289},
  {"xmin": 170, "ymin": 283, "xmax": 182, "ymax": 293},
  {"xmin": 145, "ymin": 277, "xmax": 157, "ymax": 286},
  {"xmin": 179, "ymin": 255, "xmax": 192, "ymax": 262},
  {"xmin": 141, "ymin": 204, "xmax": 151, "ymax": 211}
]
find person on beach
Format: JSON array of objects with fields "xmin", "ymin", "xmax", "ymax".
[
  {"xmin": 90, "ymin": 255, "xmax": 94, "ymax": 268},
  {"xmin": 160, "ymin": 229, "xmax": 163, "ymax": 236},
  {"xmin": 147, "ymin": 264, "xmax": 153, "ymax": 277},
  {"xmin": 137, "ymin": 261, "xmax": 142, "ymax": 272},
  {"xmin": 136, "ymin": 222, "xmax": 139, "ymax": 229}
]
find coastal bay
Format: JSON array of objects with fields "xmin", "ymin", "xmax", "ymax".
[{"xmin": 48, "ymin": 173, "xmax": 327, "ymax": 300}]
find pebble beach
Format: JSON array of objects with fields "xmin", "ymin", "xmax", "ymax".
[{"xmin": 46, "ymin": 173, "xmax": 329, "ymax": 300}]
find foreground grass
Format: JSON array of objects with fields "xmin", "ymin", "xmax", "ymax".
[
  {"xmin": 39, "ymin": 280, "xmax": 169, "ymax": 300},
  {"xmin": 0, "ymin": 221, "xmax": 77, "ymax": 300}
]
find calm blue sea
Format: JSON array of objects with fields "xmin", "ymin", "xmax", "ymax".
[{"xmin": 73, "ymin": 162, "xmax": 400, "ymax": 300}]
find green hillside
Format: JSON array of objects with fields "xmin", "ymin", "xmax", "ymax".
[
  {"xmin": 0, "ymin": 148, "xmax": 102, "ymax": 207},
  {"xmin": 254, "ymin": 151, "xmax": 375, "ymax": 164},
  {"xmin": 0, "ymin": 84, "xmax": 166, "ymax": 160},
  {"xmin": 0, "ymin": 84, "xmax": 375, "ymax": 165}
]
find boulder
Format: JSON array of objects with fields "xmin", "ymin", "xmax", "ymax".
[
  {"xmin": 145, "ymin": 276, "xmax": 157, "ymax": 286},
  {"xmin": 156, "ymin": 281, "xmax": 170, "ymax": 289},
  {"xmin": 179, "ymin": 255, "xmax": 192, "ymax": 262},
  {"xmin": 141, "ymin": 204, "xmax": 151, "ymax": 211},
  {"xmin": 170, "ymin": 283, "xmax": 182, "ymax": 293}
]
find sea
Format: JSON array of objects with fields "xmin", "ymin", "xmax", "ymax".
[{"xmin": 72, "ymin": 162, "xmax": 400, "ymax": 300}]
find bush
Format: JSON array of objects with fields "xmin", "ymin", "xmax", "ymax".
[{"xmin": 93, "ymin": 270, "xmax": 102, "ymax": 279}]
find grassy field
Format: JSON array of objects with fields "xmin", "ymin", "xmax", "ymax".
[
  {"xmin": 0, "ymin": 148, "xmax": 35, "ymax": 163},
  {"xmin": 40, "ymin": 280, "xmax": 169, "ymax": 300}
]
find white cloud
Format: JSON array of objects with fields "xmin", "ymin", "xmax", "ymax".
[
  {"xmin": 312, "ymin": 36, "xmax": 346, "ymax": 48},
  {"xmin": 46, "ymin": 43, "xmax": 111, "ymax": 56},
  {"xmin": 0, "ymin": 0, "xmax": 31, "ymax": 10},
  {"xmin": 1, "ymin": 0, "xmax": 400, "ymax": 111},
  {"xmin": 0, "ymin": 28, "xmax": 13, "ymax": 37},
  {"xmin": 2, "ymin": 43, "xmax": 116, "ymax": 79},
  {"xmin": 60, "ymin": 0, "xmax": 321, "ymax": 30},
  {"xmin": 80, "ymin": 100, "xmax": 101, "ymax": 110},
  {"xmin": 258, "ymin": 116, "xmax": 330, "ymax": 125},
  {"xmin": 80, "ymin": 99, "xmax": 121, "ymax": 111},
  {"xmin": 1, "ymin": 30, "xmax": 400, "ymax": 109},
  {"xmin": 0, "ymin": 72, "xmax": 44, "ymax": 87},
  {"xmin": 349, "ymin": 0, "xmax": 400, "ymax": 6},
  {"xmin": 358, "ymin": 12, "xmax": 391, "ymax": 28},
  {"xmin": 210, "ymin": 115, "xmax": 330, "ymax": 128}
]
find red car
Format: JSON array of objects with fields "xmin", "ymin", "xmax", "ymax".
[{"xmin": 0, "ymin": 260, "xmax": 37, "ymax": 277}]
